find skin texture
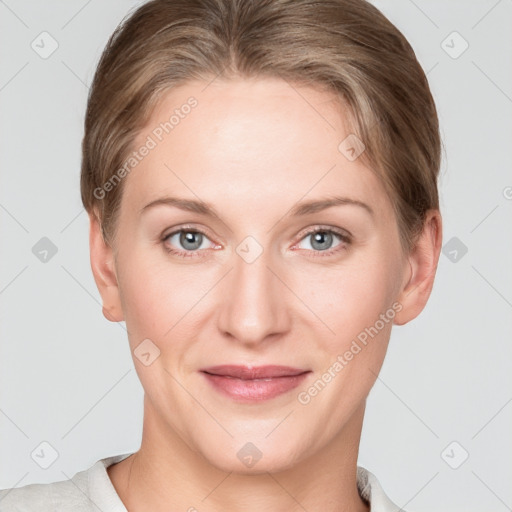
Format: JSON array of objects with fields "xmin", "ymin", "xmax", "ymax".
[{"xmin": 89, "ymin": 76, "xmax": 442, "ymax": 512}]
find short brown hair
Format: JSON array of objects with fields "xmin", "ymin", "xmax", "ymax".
[{"xmin": 80, "ymin": 0, "xmax": 442, "ymax": 254}]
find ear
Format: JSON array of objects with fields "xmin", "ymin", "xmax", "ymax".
[
  {"xmin": 394, "ymin": 209, "xmax": 443, "ymax": 326},
  {"xmin": 88, "ymin": 210, "xmax": 124, "ymax": 323}
]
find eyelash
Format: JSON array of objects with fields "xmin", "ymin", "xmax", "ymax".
[{"xmin": 161, "ymin": 225, "xmax": 352, "ymax": 259}]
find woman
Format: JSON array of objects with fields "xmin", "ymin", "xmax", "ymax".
[{"xmin": 0, "ymin": 0, "xmax": 442, "ymax": 510}]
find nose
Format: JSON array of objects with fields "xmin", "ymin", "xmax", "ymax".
[{"xmin": 216, "ymin": 243, "xmax": 292, "ymax": 347}]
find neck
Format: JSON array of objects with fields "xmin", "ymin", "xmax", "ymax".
[{"xmin": 108, "ymin": 398, "xmax": 369, "ymax": 512}]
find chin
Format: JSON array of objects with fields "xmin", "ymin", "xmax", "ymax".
[{"xmin": 196, "ymin": 434, "xmax": 308, "ymax": 475}]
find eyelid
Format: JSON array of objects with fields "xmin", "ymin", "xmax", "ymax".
[
  {"xmin": 295, "ymin": 224, "xmax": 352, "ymax": 243},
  {"xmin": 162, "ymin": 224, "xmax": 216, "ymax": 242}
]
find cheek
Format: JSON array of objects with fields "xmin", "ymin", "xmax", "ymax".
[
  {"xmin": 116, "ymin": 255, "xmax": 209, "ymax": 391},
  {"xmin": 295, "ymin": 256, "xmax": 398, "ymax": 417},
  {"xmin": 299, "ymin": 255, "xmax": 398, "ymax": 345},
  {"xmin": 117, "ymin": 251, "xmax": 216, "ymax": 344}
]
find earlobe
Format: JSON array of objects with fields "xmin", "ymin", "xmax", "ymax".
[
  {"xmin": 88, "ymin": 211, "xmax": 124, "ymax": 323},
  {"xmin": 393, "ymin": 210, "xmax": 443, "ymax": 326}
]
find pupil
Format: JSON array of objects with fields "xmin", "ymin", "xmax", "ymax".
[
  {"xmin": 312, "ymin": 231, "xmax": 332, "ymax": 251},
  {"xmin": 181, "ymin": 231, "xmax": 202, "ymax": 250}
]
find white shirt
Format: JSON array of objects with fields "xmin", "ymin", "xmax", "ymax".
[{"xmin": 0, "ymin": 452, "xmax": 405, "ymax": 511}]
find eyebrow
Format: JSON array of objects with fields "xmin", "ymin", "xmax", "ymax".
[{"xmin": 139, "ymin": 195, "xmax": 374, "ymax": 219}]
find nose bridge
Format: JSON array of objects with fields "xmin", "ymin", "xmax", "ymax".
[{"xmin": 217, "ymin": 237, "xmax": 289, "ymax": 344}]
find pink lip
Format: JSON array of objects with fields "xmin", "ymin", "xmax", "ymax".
[{"xmin": 200, "ymin": 365, "xmax": 311, "ymax": 402}]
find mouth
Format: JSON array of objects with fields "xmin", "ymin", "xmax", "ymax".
[{"xmin": 199, "ymin": 365, "xmax": 311, "ymax": 402}]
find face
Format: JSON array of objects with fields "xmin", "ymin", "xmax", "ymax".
[{"xmin": 94, "ymin": 77, "xmax": 418, "ymax": 473}]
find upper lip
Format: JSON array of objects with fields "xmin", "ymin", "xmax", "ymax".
[{"xmin": 200, "ymin": 365, "xmax": 310, "ymax": 379}]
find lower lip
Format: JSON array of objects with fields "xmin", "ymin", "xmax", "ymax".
[{"xmin": 201, "ymin": 372, "xmax": 309, "ymax": 402}]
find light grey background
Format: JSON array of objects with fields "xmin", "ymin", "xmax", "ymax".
[{"xmin": 0, "ymin": 1, "xmax": 511, "ymax": 511}]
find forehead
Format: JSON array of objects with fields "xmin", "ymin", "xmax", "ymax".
[{"xmin": 122, "ymin": 77, "xmax": 390, "ymax": 220}]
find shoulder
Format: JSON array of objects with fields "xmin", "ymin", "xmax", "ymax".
[
  {"xmin": 0, "ymin": 470, "xmax": 91, "ymax": 511},
  {"xmin": 0, "ymin": 452, "xmax": 132, "ymax": 512}
]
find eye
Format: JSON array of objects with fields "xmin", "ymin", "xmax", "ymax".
[
  {"xmin": 162, "ymin": 226, "xmax": 216, "ymax": 258},
  {"xmin": 161, "ymin": 225, "xmax": 351, "ymax": 259},
  {"xmin": 294, "ymin": 227, "xmax": 351, "ymax": 257}
]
